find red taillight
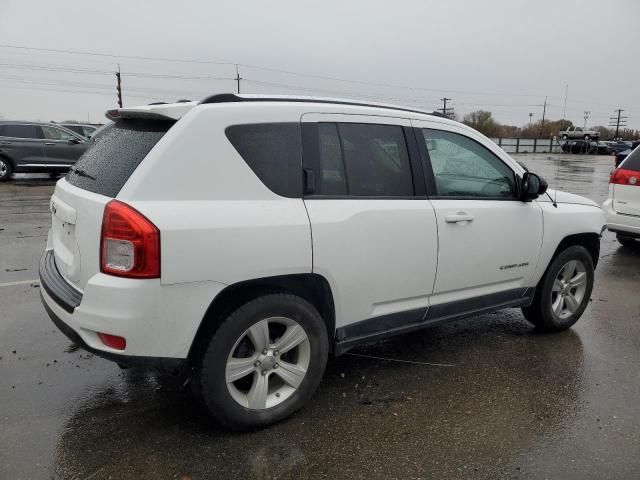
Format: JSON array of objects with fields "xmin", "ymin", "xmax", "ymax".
[
  {"xmin": 610, "ymin": 168, "xmax": 640, "ymax": 186},
  {"xmin": 100, "ymin": 200, "xmax": 160, "ymax": 278},
  {"xmin": 98, "ymin": 332, "xmax": 126, "ymax": 350}
]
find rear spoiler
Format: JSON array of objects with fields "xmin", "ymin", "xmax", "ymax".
[{"xmin": 106, "ymin": 101, "xmax": 196, "ymax": 121}]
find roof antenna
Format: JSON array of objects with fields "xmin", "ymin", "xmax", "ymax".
[{"xmin": 552, "ymin": 84, "xmax": 569, "ymax": 208}]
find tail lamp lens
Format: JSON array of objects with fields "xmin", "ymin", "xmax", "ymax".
[
  {"xmin": 610, "ymin": 168, "xmax": 640, "ymax": 186},
  {"xmin": 100, "ymin": 200, "xmax": 160, "ymax": 278}
]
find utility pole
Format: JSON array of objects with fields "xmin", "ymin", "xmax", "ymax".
[
  {"xmin": 583, "ymin": 111, "xmax": 590, "ymax": 128},
  {"xmin": 115, "ymin": 64, "xmax": 123, "ymax": 108},
  {"xmin": 528, "ymin": 112, "xmax": 533, "ymax": 126},
  {"xmin": 438, "ymin": 97, "xmax": 453, "ymax": 118},
  {"xmin": 562, "ymin": 84, "xmax": 568, "ymax": 122},
  {"xmin": 235, "ymin": 64, "xmax": 242, "ymax": 94},
  {"xmin": 539, "ymin": 96, "xmax": 547, "ymax": 137},
  {"xmin": 609, "ymin": 109, "xmax": 628, "ymax": 139}
]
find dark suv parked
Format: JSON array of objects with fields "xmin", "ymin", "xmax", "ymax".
[{"xmin": 0, "ymin": 121, "xmax": 89, "ymax": 181}]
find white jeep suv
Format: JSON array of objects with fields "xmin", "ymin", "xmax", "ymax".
[
  {"xmin": 603, "ymin": 147, "xmax": 640, "ymax": 246},
  {"xmin": 40, "ymin": 94, "xmax": 605, "ymax": 430}
]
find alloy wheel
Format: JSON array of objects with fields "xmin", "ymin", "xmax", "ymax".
[
  {"xmin": 551, "ymin": 260, "xmax": 588, "ymax": 319},
  {"xmin": 225, "ymin": 316, "xmax": 310, "ymax": 410}
]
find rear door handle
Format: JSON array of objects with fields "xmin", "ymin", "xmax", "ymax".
[
  {"xmin": 45, "ymin": 142, "xmax": 56, "ymax": 146},
  {"xmin": 445, "ymin": 212, "xmax": 474, "ymax": 223}
]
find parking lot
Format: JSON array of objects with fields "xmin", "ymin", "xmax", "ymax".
[{"xmin": 1, "ymin": 153, "xmax": 639, "ymax": 479}]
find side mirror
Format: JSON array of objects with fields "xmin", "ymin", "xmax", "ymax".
[{"xmin": 520, "ymin": 172, "xmax": 548, "ymax": 201}]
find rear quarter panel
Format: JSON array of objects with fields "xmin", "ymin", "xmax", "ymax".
[{"xmin": 118, "ymin": 104, "xmax": 313, "ymax": 286}]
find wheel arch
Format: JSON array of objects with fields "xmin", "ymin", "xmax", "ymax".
[
  {"xmin": 554, "ymin": 232, "xmax": 601, "ymax": 269},
  {"xmin": 188, "ymin": 273, "xmax": 336, "ymax": 362}
]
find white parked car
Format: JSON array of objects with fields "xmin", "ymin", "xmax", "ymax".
[
  {"xmin": 40, "ymin": 94, "xmax": 605, "ymax": 430},
  {"xmin": 603, "ymin": 148, "xmax": 640, "ymax": 246},
  {"xmin": 559, "ymin": 126, "xmax": 600, "ymax": 140}
]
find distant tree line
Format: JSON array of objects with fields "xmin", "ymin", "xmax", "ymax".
[{"xmin": 459, "ymin": 110, "xmax": 639, "ymax": 140}]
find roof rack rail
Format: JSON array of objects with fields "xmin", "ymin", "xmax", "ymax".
[{"xmin": 199, "ymin": 93, "xmax": 447, "ymax": 118}]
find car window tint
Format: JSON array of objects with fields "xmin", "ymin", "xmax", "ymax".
[
  {"xmin": 82, "ymin": 126, "xmax": 97, "ymax": 137},
  {"xmin": 66, "ymin": 119, "xmax": 174, "ymax": 197},
  {"xmin": 2, "ymin": 124, "xmax": 38, "ymax": 139},
  {"xmin": 317, "ymin": 123, "xmax": 347, "ymax": 195},
  {"xmin": 337, "ymin": 123, "xmax": 413, "ymax": 196},
  {"xmin": 41, "ymin": 125, "xmax": 77, "ymax": 141},
  {"xmin": 226, "ymin": 123, "xmax": 302, "ymax": 198},
  {"xmin": 621, "ymin": 147, "xmax": 640, "ymax": 171},
  {"xmin": 422, "ymin": 129, "xmax": 515, "ymax": 198}
]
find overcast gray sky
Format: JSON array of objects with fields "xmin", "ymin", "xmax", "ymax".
[{"xmin": 0, "ymin": 0, "xmax": 638, "ymax": 129}]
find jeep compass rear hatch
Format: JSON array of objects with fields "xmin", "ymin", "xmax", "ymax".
[
  {"xmin": 49, "ymin": 118, "xmax": 174, "ymax": 290},
  {"xmin": 611, "ymin": 148, "xmax": 640, "ymax": 217}
]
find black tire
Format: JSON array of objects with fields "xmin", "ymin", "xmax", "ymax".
[
  {"xmin": 194, "ymin": 293, "xmax": 328, "ymax": 431},
  {"xmin": 584, "ymin": 134, "xmax": 591, "ymax": 140},
  {"xmin": 0, "ymin": 157, "xmax": 13, "ymax": 181},
  {"xmin": 617, "ymin": 234, "xmax": 638, "ymax": 248},
  {"xmin": 562, "ymin": 134, "xmax": 568, "ymax": 140},
  {"xmin": 522, "ymin": 245, "xmax": 594, "ymax": 332}
]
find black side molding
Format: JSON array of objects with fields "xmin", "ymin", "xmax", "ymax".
[
  {"xmin": 334, "ymin": 288, "xmax": 533, "ymax": 355},
  {"xmin": 39, "ymin": 250, "xmax": 82, "ymax": 313}
]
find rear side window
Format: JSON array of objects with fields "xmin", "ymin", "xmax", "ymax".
[
  {"xmin": 621, "ymin": 147, "xmax": 640, "ymax": 171},
  {"xmin": 225, "ymin": 123, "xmax": 302, "ymax": 198},
  {"xmin": 0, "ymin": 124, "xmax": 39, "ymax": 139},
  {"xmin": 305, "ymin": 122, "xmax": 414, "ymax": 197},
  {"xmin": 66, "ymin": 119, "xmax": 174, "ymax": 198}
]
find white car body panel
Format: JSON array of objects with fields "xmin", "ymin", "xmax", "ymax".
[
  {"xmin": 40, "ymin": 96, "xmax": 605, "ymax": 360},
  {"xmin": 603, "ymin": 180, "xmax": 640, "ymax": 236}
]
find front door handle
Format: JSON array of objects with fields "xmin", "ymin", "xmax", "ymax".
[
  {"xmin": 45, "ymin": 142, "xmax": 56, "ymax": 146},
  {"xmin": 445, "ymin": 212, "xmax": 474, "ymax": 223}
]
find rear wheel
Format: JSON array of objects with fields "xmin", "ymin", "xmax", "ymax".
[
  {"xmin": 195, "ymin": 293, "xmax": 328, "ymax": 430},
  {"xmin": 562, "ymin": 134, "xmax": 568, "ymax": 140},
  {"xmin": 0, "ymin": 157, "xmax": 13, "ymax": 181},
  {"xmin": 522, "ymin": 246, "xmax": 594, "ymax": 332},
  {"xmin": 616, "ymin": 234, "xmax": 638, "ymax": 247}
]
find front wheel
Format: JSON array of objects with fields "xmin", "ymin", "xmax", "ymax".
[
  {"xmin": 195, "ymin": 293, "xmax": 328, "ymax": 430},
  {"xmin": 522, "ymin": 246, "xmax": 594, "ymax": 332},
  {"xmin": 0, "ymin": 157, "xmax": 13, "ymax": 181},
  {"xmin": 562, "ymin": 134, "xmax": 568, "ymax": 140}
]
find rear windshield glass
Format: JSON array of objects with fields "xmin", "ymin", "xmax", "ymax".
[
  {"xmin": 621, "ymin": 147, "xmax": 640, "ymax": 171},
  {"xmin": 66, "ymin": 119, "xmax": 174, "ymax": 197}
]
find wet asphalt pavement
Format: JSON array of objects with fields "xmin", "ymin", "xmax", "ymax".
[{"xmin": 1, "ymin": 154, "xmax": 639, "ymax": 479}]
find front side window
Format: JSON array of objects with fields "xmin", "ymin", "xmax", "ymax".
[
  {"xmin": 41, "ymin": 125, "xmax": 78, "ymax": 141},
  {"xmin": 311, "ymin": 122, "xmax": 414, "ymax": 197},
  {"xmin": 1, "ymin": 124, "xmax": 39, "ymax": 139},
  {"xmin": 226, "ymin": 123, "xmax": 302, "ymax": 198},
  {"xmin": 421, "ymin": 129, "xmax": 515, "ymax": 198}
]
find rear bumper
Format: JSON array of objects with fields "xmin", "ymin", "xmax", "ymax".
[
  {"xmin": 603, "ymin": 198, "xmax": 640, "ymax": 236},
  {"xmin": 38, "ymin": 248, "xmax": 226, "ymax": 365},
  {"xmin": 40, "ymin": 290, "xmax": 184, "ymax": 370}
]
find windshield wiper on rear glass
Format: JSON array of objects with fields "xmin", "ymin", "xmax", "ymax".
[{"xmin": 69, "ymin": 166, "xmax": 96, "ymax": 181}]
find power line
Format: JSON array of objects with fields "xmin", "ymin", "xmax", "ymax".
[
  {"xmin": 0, "ymin": 61, "xmax": 234, "ymax": 81},
  {"xmin": 0, "ymin": 43, "xmax": 548, "ymax": 98}
]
